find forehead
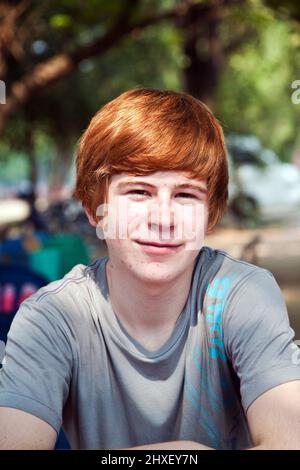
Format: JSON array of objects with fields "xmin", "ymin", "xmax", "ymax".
[{"xmin": 109, "ymin": 171, "xmax": 207, "ymax": 189}]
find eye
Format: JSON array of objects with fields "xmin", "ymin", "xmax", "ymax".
[
  {"xmin": 176, "ymin": 192, "xmax": 197, "ymax": 199},
  {"xmin": 127, "ymin": 190, "xmax": 151, "ymax": 196}
]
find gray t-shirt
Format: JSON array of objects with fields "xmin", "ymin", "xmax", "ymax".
[{"xmin": 0, "ymin": 246, "xmax": 299, "ymax": 449}]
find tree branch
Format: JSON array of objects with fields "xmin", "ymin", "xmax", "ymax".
[
  {"xmin": 224, "ymin": 30, "xmax": 256, "ymax": 56},
  {"xmin": 0, "ymin": 0, "xmax": 31, "ymax": 79},
  {"xmin": 0, "ymin": 0, "xmax": 205, "ymax": 133}
]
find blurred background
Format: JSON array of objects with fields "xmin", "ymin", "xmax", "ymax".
[{"xmin": 0, "ymin": 0, "xmax": 300, "ymax": 343}]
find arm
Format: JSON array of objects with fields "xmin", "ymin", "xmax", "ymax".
[
  {"xmin": 0, "ymin": 407, "xmax": 57, "ymax": 450},
  {"xmin": 222, "ymin": 269, "xmax": 300, "ymax": 449},
  {"xmin": 126, "ymin": 380, "xmax": 300, "ymax": 450},
  {"xmin": 126, "ymin": 273, "xmax": 300, "ymax": 451},
  {"xmin": 0, "ymin": 300, "xmax": 72, "ymax": 449},
  {"xmin": 246, "ymin": 380, "xmax": 300, "ymax": 450},
  {"xmin": 124, "ymin": 441, "xmax": 212, "ymax": 450},
  {"xmin": 125, "ymin": 379, "xmax": 300, "ymax": 452}
]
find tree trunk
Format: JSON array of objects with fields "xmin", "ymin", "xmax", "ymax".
[
  {"xmin": 180, "ymin": 2, "xmax": 224, "ymax": 107},
  {"xmin": 0, "ymin": 0, "xmax": 189, "ymax": 134}
]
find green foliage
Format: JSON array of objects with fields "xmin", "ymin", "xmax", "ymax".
[
  {"xmin": 216, "ymin": 7, "xmax": 300, "ymax": 161},
  {"xmin": 2, "ymin": 0, "xmax": 300, "ymax": 188},
  {"xmin": 0, "ymin": 152, "xmax": 29, "ymax": 181},
  {"xmin": 50, "ymin": 14, "xmax": 73, "ymax": 29},
  {"xmin": 1, "ymin": 0, "xmax": 184, "ymax": 186},
  {"xmin": 87, "ymin": 22, "xmax": 184, "ymax": 105}
]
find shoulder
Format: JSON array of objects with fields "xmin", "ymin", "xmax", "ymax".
[
  {"xmin": 201, "ymin": 245, "xmax": 267, "ymax": 274},
  {"xmin": 198, "ymin": 247, "xmax": 293, "ymax": 369},
  {"xmin": 199, "ymin": 245, "xmax": 274, "ymax": 295},
  {"xmin": 33, "ymin": 258, "xmax": 102, "ymax": 303},
  {"xmin": 199, "ymin": 246, "xmax": 281, "ymax": 338},
  {"xmin": 201, "ymin": 248, "xmax": 290, "ymax": 349},
  {"xmin": 13, "ymin": 257, "xmax": 108, "ymax": 332}
]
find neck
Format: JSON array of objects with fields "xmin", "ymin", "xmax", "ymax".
[{"xmin": 105, "ymin": 259, "xmax": 195, "ymax": 338}]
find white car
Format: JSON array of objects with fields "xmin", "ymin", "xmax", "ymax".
[{"xmin": 227, "ymin": 135, "xmax": 300, "ymax": 222}]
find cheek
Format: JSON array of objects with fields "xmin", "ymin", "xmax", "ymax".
[
  {"xmin": 104, "ymin": 199, "xmax": 148, "ymax": 240},
  {"xmin": 176, "ymin": 204, "xmax": 206, "ymax": 240},
  {"xmin": 125, "ymin": 203, "xmax": 150, "ymax": 239},
  {"xmin": 101, "ymin": 197, "xmax": 129, "ymax": 239}
]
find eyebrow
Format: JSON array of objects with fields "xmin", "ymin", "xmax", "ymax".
[{"xmin": 116, "ymin": 180, "xmax": 207, "ymax": 193}]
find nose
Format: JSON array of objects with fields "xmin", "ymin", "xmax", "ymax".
[{"xmin": 147, "ymin": 196, "xmax": 175, "ymax": 237}]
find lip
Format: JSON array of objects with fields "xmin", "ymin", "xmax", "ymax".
[{"xmin": 134, "ymin": 240, "xmax": 184, "ymax": 255}]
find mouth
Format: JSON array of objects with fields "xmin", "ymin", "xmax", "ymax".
[{"xmin": 134, "ymin": 240, "xmax": 184, "ymax": 255}]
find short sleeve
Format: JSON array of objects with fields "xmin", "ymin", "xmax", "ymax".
[
  {"xmin": 0, "ymin": 298, "xmax": 73, "ymax": 433},
  {"xmin": 223, "ymin": 268, "xmax": 300, "ymax": 413}
]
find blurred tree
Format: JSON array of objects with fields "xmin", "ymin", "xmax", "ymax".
[
  {"xmin": 216, "ymin": 2, "xmax": 300, "ymax": 160},
  {"xmin": 0, "ymin": 0, "xmax": 186, "ymax": 190},
  {"xmin": 0, "ymin": 0, "xmax": 190, "ymax": 133},
  {"xmin": 0, "ymin": 0, "xmax": 247, "ymax": 130},
  {"xmin": 1, "ymin": 0, "xmax": 300, "ymax": 193},
  {"xmin": 177, "ymin": 0, "xmax": 252, "ymax": 106}
]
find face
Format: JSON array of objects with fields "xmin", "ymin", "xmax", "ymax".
[{"xmin": 90, "ymin": 171, "xmax": 209, "ymax": 285}]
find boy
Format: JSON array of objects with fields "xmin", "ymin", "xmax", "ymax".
[{"xmin": 0, "ymin": 88, "xmax": 299, "ymax": 450}]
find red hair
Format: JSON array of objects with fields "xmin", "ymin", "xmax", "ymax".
[{"xmin": 74, "ymin": 87, "xmax": 228, "ymax": 232}]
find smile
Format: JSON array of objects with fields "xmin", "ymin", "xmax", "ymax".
[{"xmin": 134, "ymin": 240, "xmax": 184, "ymax": 255}]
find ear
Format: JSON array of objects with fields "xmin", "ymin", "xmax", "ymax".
[{"xmin": 84, "ymin": 207, "xmax": 97, "ymax": 227}]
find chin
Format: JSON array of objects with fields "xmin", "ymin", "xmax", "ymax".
[{"xmin": 133, "ymin": 264, "xmax": 180, "ymax": 283}]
